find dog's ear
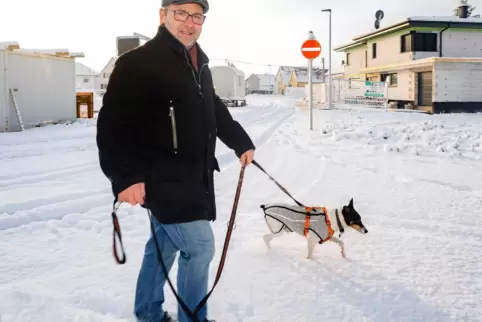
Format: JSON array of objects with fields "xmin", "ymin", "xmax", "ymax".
[{"xmin": 349, "ymin": 198, "xmax": 354, "ymax": 208}]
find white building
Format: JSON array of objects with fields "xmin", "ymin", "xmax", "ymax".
[
  {"xmin": 334, "ymin": 6, "xmax": 482, "ymax": 113},
  {"xmin": 0, "ymin": 42, "xmax": 79, "ymax": 132},
  {"xmin": 246, "ymin": 73, "xmax": 276, "ymax": 94},
  {"xmin": 75, "ymin": 62, "xmax": 98, "ymax": 90}
]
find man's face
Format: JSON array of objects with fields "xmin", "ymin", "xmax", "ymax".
[{"xmin": 160, "ymin": 3, "xmax": 204, "ymax": 48}]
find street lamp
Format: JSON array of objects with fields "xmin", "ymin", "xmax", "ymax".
[{"xmin": 321, "ymin": 9, "xmax": 332, "ymax": 109}]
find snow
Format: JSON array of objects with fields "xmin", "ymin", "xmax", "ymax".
[{"xmin": 1, "ymin": 94, "xmax": 481, "ymax": 322}]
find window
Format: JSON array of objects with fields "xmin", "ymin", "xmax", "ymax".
[
  {"xmin": 381, "ymin": 73, "xmax": 398, "ymax": 86},
  {"xmin": 346, "ymin": 53, "xmax": 350, "ymax": 65},
  {"xmin": 401, "ymin": 34, "xmax": 412, "ymax": 52},
  {"xmin": 400, "ymin": 32, "xmax": 437, "ymax": 52},
  {"xmin": 83, "ymin": 78, "xmax": 89, "ymax": 83},
  {"xmin": 414, "ymin": 33, "xmax": 437, "ymax": 52},
  {"xmin": 372, "ymin": 43, "xmax": 377, "ymax": 59}
]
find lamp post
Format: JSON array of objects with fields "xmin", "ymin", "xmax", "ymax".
[{"xmin": 321, "ymin": 9, "xmax": 332, "ymax": 109}]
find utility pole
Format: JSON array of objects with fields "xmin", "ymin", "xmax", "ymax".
[{"xmin": 321, "ymin": 9, "xmax": 332, "ymax": 109}]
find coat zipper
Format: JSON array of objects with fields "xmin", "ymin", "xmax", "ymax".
[
  {"xmin": 169, "ymin": 100, "xmax": 178, "ymax": 155},
  {"xmin": 183, "ymin": 50, "xmax": 213, "ymax": 201},
  {"xmin": 183, "ymin": 50, "xmax": 207, "ymax": 97}
]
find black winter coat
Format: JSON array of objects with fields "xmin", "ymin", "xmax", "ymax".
[{"xmin": 96, "ymin": 25, "xmax": 255, "ymax": 224}]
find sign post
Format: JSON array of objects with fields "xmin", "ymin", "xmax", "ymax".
[{"xmin": 301, "ymin": 31, "xmax": 322, "ymax": 130}]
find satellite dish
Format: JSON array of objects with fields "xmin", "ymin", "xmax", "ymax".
[
  {"xmin": 375, "ymin": 10, "xmax": 384, "ymax": 20},
  {"xmin": 374, "ymin": 20, "xmax": 380, "ymax": 29}
]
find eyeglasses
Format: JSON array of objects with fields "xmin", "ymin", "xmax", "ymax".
[{"xmin": 167, "ymin": 9, "xmax": 206, "ymax": 25}]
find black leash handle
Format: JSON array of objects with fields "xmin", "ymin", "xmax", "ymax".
[
  {"xmin": 252, "ymin": 159, "xmax": 305, "ymax": 208},
  {"xmin": 112, "ymin": 198, "xmax": 126, "ymax": 265}
]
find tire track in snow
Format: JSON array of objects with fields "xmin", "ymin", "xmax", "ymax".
[
  {"xmin": 0, "ymin": 189, "xmax": 112, "ymax": 231},
  {"xmin": 0, "ymin": 163, "xmax": 100, "ymax": 191},
  {"xmin": 0, "ymin": 141, "xmax": 98, "ymax": 161},
  {"xmin": 216, "ymin": 108, "xmax": 295, "ymax": 170}
]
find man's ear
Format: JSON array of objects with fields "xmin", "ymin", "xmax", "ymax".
[{"xmin": 159, "ymin": 7, "xmax": 166, "ymax": 24}]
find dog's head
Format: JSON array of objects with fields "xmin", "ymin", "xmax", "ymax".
[{"xmin": 341, "ymin": 198, "xmax": 368, "ymax": 234}]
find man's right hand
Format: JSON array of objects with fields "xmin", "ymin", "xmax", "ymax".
[{"xmin": 118, "ymin": 182, "xmax": 145, "ymax": 206}]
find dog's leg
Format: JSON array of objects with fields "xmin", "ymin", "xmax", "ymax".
[
  {"xmin": 306, "ymin": 233, "xmax": 318, "ymax": 260},
  {"xmin": 330, "ymin": 236, "xmax": 346, "ymax": 258},
  {"xmin": 263, "ymin": 232, "xmax": 281, "ymax": 249}
]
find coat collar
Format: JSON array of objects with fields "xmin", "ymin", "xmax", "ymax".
[{"xmin": 154, "ymin": 24, "xmax": 209, "ymax": 66}]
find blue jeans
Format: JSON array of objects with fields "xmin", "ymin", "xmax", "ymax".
[{"xmin": 134, "ymin": 217, "xmax": 215, "ymax": 322}]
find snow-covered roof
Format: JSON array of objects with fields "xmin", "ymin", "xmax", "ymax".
[
  {"xmin": 406, "ymin": 16, "xmax": 482, "ymax": 23},
  {"xmin": 210, "ymin": 64, "xmax": 245, "ymax": 77},
  {"xmin": 278, "ymin": 66, "xmax": 297, "ymax": 84},
  {"xmin": 294, "ymin": 67, "xmax": 325, "ymax": 83},
  {"xmin": 0, "ymin": 41, "xmax": 19, "ymax": 49},
  {"xmin": 76, "ymin": 62, "xmax": 98, "ymax": 76}
]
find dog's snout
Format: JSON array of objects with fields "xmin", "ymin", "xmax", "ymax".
[{"xmin": 350, "ymin": 224, "xmax": 368, "ymax": 234}]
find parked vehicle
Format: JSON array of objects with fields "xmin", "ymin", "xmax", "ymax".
[{"xmin": 210, "ymin": 65, "xmax": 246, "ymax": 107}]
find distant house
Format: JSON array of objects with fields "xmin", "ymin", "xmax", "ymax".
[
  {"xmin": 75, "ymin": 62, "xmax": 98, "ymax": 90},
  {"xmin": 95, "ymin": 57, "xmax": 117, "ymax": 92},
  {"xmin": 246, "ymin": 73, "xmax": 275, "ymax": 94},
  {"xmin": 273, "ymin": 66, "xmax": 327, "ymax": 94},
  {"xmin": 274, "ymin": 66, "xmax": 296, "ymax": 95},
  {"xmin": 334, "ymin": 5, "xmax": 482, "ymax": 113}
]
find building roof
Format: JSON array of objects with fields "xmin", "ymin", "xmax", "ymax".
[
  {"xmin": 75, "ymin": 62, "xmax": 98, "ymax": 76},
  {"xmin": 210, "ymin": 64, "xmax": 245, "ymax": 76},
  {"xmin": 277, "ymin": 66, "xmax": 297, "ymax": 84},
  {"xmin": 335, "ymin": 15, "xmax": 482, "ymax": 51}
]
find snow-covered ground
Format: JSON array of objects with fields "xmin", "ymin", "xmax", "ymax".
[{"xmin": 0, "ymin": 94, "xmax": 481, "ymax": 322}]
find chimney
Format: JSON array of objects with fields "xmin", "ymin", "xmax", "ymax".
[{"xmin": 458, "ymin": 5, "xmax": 469, "ymax": 18}]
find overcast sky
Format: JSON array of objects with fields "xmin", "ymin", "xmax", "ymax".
[{"xmin": 1, "ymin": 0, "xmax": 480, "ymax": 76}]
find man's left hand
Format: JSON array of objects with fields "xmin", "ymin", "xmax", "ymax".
[{"xmin": 240, "ymin": 149, "xmax": 254, "ymax": 166}]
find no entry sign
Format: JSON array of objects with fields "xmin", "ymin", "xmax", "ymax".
[{"xmin": 301, "ymin": 39, "xmax": 322, "ymax": 59}]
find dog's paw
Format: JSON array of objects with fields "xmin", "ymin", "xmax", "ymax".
[
  {"xmin": 262, "ymin": 237, "xmax": 272, "ymax": 249},
  {"xmin": 341, "ymin": 251, "xmax": 346, "ymax": 259}
]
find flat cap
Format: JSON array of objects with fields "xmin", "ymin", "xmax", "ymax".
[{"xmin": 162, "ymin": 0, "xmax": 209, "ymax": 13}]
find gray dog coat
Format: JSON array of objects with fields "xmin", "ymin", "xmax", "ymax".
[{"xmin": 261, "ymin": 203, "xmax": 335, "ymax": 243}]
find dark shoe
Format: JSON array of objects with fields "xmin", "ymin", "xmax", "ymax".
[{"xmin": 160, "ymin": 312, "xmax": 177, "ymax": 322}]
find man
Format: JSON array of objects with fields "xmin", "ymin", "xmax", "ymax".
[{"xmin": 96, "ymin": 0, "xmax": 255, "ymax": 321}]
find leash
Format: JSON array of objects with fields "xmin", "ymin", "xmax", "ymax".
[
  {"xmin": 252, "ymin": 160, "xmax": 305, "ymax": 207},
  {"xmin": 111, "ymin": 161, "xmax": 247, "ymax": 322}
]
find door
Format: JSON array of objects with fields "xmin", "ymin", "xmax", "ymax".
[{"xmin": 417, "ymin": 71, "xmax": 433, "ymax": 106}]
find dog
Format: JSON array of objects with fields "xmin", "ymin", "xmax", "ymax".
[{"xmin": 261, "ymin": 198, "xmax": 367, "ymax": 259}]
